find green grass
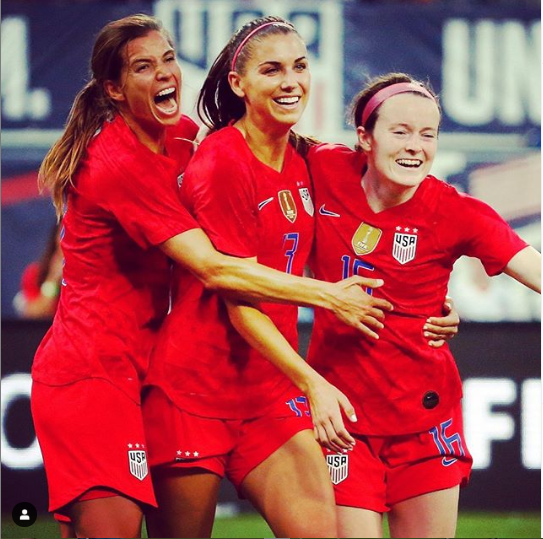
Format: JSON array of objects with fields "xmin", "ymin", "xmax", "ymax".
[{"xmin": 2, "ymin": 511, "xmax": 540, "ymax": 538}]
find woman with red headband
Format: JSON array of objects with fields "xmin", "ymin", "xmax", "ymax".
[
  {"xmin": 305, "ymin": 72, "xmax": 541, "ymax": 538},
  {"xmin": 142, "ymin": 16, "xmax": 360, "ymax": 538}
]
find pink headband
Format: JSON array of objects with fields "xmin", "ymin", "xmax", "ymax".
[
  {"xmin": 360, "ymin": 82, "xmax": 436, "ymax": 127},
  {"xmin": 231, "ymin": 21, "xmax": 291, "ymax": 71}
]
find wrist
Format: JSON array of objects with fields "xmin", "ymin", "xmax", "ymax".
[{"xmin": 312, "ymin": 280, "xmax": 336, "ymax": 311}]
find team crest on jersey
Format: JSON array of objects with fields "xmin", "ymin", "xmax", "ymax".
[
  {"xmin": 351, "ymin": 223, "xmax": 382, "ymax": 256},
  {"xmin": 393, "ymin": 227, "xmax": 418, "ymax": 264},
  {"xmin": 128, "ymin": 449, "xmax": 148, "ymax": 481},
  {"xmin": 278, "ymin": 190, "xmax": 297, "ymax": 223},
  {"xmin": 298, "ymin": 187, "xmax": 314, "ymax": 216},
  {"xmin": 326, "ymin": 452, "xmax": 349, "ymax": 485}
]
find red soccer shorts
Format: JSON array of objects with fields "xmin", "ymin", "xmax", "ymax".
[
  {"xmin": 142, "ymin": 387, "xmax": 314, "ymax": 491},
  {"xmin": 31, "ymin": 378, "xmax": 157, "ymax": 515},
  {"xmin": 324, "ymin": 401, "xmax": 472, "ymax": 513}
]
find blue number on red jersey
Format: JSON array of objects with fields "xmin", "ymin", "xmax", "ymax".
[
  {"xmin": 283, "ymin": 232, "xmax": 299, "ymax": 274},
  {"xmin": 341, "ymin": 255, "xmax": 375, "ymax": 295}
]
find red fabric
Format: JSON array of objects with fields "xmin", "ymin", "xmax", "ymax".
[
  {"xmin": 20, "ymin": 262, "xmax": 41, "ymax": 300},
  {"xmin": 307, "ymin": 143, "xmax": 528, "ymax": 436},
  {"xmin": 326, "ymin": 402, "xmax": 472, "ymax": 512},
  {"xmin": 146, "ymin": 127, "xmax": 315, "ymax": 419},
  {"xmin": 32, "ymin": 379, "xmax": 157, "ymax": 513},
  {"xmin": 142, "ymin": 387, "xmax": 313, "ymax": 491},
  {"xmin": 31, "ymin": 115, "xmax": 198, "ymax": 403}
]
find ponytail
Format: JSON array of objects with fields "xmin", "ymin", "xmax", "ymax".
[{"xmin": 39, "ymin": 79, "xmax": 113, "ymax": 218}]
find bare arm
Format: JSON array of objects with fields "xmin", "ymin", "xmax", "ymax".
[
  {"xmin": 161, "ymin": 229, "xmax": 393, "ymax": 338},
  {"xmin": 225, "ymin": 297, "xmax": 356, "ymax": 452},
  {"xmin": 504, "ymin": 246, "xmax": 541, "ymax": 294}
]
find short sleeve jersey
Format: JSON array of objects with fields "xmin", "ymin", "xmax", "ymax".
[
  {"xmin": 31, "ymin": 114, "xmax": 199, "ymax": 403},
  {"xmin": 147, "ymin": 127, "xmax": 315, "ymax": 419},
  {"xmin": 307, "ymin": 143, "xmax": 527, "ymax": 435}
]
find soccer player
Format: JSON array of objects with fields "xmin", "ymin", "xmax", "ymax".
[
  {"xmin": 30, "ymin": 15, "xmax": 396, "ymax": 538},
  {"xmin": 142, "ymin": 16, "xmax": 348, "ymax": 538},
  {"xmin": 305, "ymin": 72, "xmax": 541, "ymax": 538}
]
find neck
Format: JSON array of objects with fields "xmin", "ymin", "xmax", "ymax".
[
  {"xmin": 120, "ymin": 112, "xmax": 167, "ymax": 155},
  {"xmin": 361, "ymin": 169, "xmax": 418, "ymax": 212},
  {"xmin": 235, "ymin": 116, "xmax": 290, "ymax": 172}
]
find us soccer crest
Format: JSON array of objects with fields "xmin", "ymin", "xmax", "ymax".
[
  {"xmin": 351, "ymin": 223, "xmax": 382, "ymax": 256},
  {"xmin": 298, "ymin": 187, "xmax": 314, "ymax": 216},
  {"xmin": 326, "ymin": 452, "xmax": 349, "ymax": 485},
  {"xmin": 128, "ymin": 449, "xmax": 148, "ymax": 481},
  {"xmin": 393, "ymin": 227, "xmax": 418, "ymax": 264},
  {"xmin": 278, "ymin": 190, "xmax": 297, "ymax": 223}
]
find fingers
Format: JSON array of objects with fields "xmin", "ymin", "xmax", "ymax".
[
  {"xmin": 426, "ymin": 314, "xmax": 459, "ymax": 327},
  {"xmin": 428, "ymin": 339, "xmax": 446, "ymax": 348},
  {"xmin": 424, "ymin": 322, "xmax": 458, "ymax": 335},
  {"xmin": 338, "ymin": 394, "xmax": 358, "ymax": 426},
  {"xmin": 353, "ymin": 321, "xmax": 380, "ymax": 340},
  {"xmin": 374, "ymin": 299, "xmax": 394, "ymax": 312},
  {"xmin": 346, "ymin": 276, "xmax": 384, "ymax": 289},
  {"xmin": 311, "ymin": 394, "xmax": 357, "ymax": 451}
]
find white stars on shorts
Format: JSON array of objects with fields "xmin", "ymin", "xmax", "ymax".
[
  {"xmin": 175, "ymin": 449, "xmax": 200, "ymax": 460},
  {"xmin": 127, "ymin": 443, "xmax": 145, "ymax": 449}
]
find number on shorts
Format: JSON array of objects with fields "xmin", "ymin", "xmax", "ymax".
[
  {"xmin": 429, "ymin": 418, "xmax": 465, "ymax": 466},
  {"xmin": 286, "ymin": 396, "xmax": 311, "ymax": 417}
]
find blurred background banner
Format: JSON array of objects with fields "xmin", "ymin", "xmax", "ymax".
[{"xmin": 1, "ymin": 0, "xmax": 540, "ymax": 519}]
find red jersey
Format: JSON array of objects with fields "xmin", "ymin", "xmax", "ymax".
[
  {"xmin": 31, "ymin": 114, "xmax": 199, "ymax": 403},
  {"xmin": 307, "ymin": 144, "xmax": 527, "ymax": 435},
  {"xmin": 146, "ymin": 127, "xmax": 315, "ymax": 419}
]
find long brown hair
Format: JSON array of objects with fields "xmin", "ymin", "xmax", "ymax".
[{"xmin": 39, "ymin": 14, "xmax": 172, "ymax": 218}]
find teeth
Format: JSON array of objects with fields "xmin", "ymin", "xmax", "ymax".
[
  {"xmin": 397, "ymin": 159, "xmax": 421, "ymax": 167},
  {"xmin": 156, "ymin": 87, "xmax": 175, "ymax": 98},
  {"xmin": 275, "ymin": 96, "xmax": 299, "ymax": 105}
]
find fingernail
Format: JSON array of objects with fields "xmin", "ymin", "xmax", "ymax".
[
  {"xmin": 350, "ymin": 414, "xmax": 358, "ymax": 422},
  {"xmin": 423, "ymin": 325, "xmax": 428, "ymax": 330},
  {"xmin": 424, "ymin": 332, "xmax": 430, "ymax": 337}
]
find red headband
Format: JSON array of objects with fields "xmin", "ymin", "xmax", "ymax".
[
  {"xmin": 231, "ymin": 21, "xmax": 291, "ymax": 71},
  {"xmin": 360, "ymin": 82, "xmax": 436, "ymax": 127}
]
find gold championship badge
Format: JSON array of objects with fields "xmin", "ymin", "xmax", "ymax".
[
  {"xmin": 351, "ymin": 223, "xmax": 382, "ymax": 256},
  {"xmin": 278, "ymin": 190, "xmax": 297, "ymax": 223}
]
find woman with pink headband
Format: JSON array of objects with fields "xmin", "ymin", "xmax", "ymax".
[
  {"xmin": 305, "ymin": 72, "xmax": 541, "ymax": 537},
  {"xmin": 141, "ymin": 15, "xmax": 368, "ymax": 538}
]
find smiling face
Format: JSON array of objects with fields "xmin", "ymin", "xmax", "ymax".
[
  {"xmin": 229, "ymin": 32, "xmax": 310, "ymax": 133},
  {"xmin": 105, "ymin": 30, "xmax": 182, "ymax": 136},
  {"xmin": 358, "ymin": 92, "xmax": 440, "ymax": 193}
]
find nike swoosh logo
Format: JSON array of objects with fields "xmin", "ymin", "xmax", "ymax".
[
  {"xmin": 258, "ymin": 197, "xmax": 274, "ymax": 211},
  {"xmin": 319, "ymin": 204, "xmax": 340, "ymax": 217}
]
